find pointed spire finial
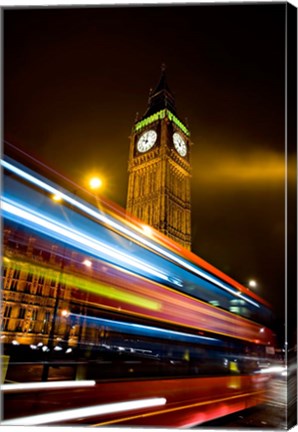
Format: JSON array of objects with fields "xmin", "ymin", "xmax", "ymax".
[{"xmin": 142, "ymin": 64, "xmax": 177, "ymax": 117}]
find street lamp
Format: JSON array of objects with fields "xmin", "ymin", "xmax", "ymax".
[
  {"xmin": 41, "ymin": 264, "xmax": 65, "ymax": 381},
  {"xmin": 248, "ymin": 279, "xmax": 257, "ymax": 289},
  {"xmin": 89, "ymin": 176, "xmax": 102, "ymax": 191},
  {"xmin": 42, "ymin": 194, "xmax": 67, "ymax": 381},
  {"xmin": 87, "ymin": 175, "xmax": 104, "ymax": 216},
  {"xmin": 77, "ymin": 259, "xmax": 93, "ymax": 346}
]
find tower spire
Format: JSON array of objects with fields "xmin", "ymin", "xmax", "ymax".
[{"xmin": 142, "ymin": 65, "xmax": 177, "ymax": 118}]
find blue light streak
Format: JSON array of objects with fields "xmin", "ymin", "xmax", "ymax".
[
  {"xmin": 1, "ymin": 198, "xmax": 169, "ymax": 282},
  {"xmin": 1, "ymin": 158, "xmax": 260, "ymax": 308},
  {"xmin": 70, "ymin": 313, "xmax": 223, "ymax": 346}
]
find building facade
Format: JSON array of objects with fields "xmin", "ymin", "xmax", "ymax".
[
  {"xmin": 126, "ymin": 67, "xmax": 192, "ymax": 250},
  {"xmin": 1, "ymin": 226, "xmax": 74, "ymax": 348},
  {"xmin": 1, "ymin": 68, "xmax": 193, "ymax": 381}
]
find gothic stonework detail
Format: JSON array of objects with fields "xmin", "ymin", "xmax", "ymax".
[{"xmin": 126, "ymin": 68, "xmax": 192, "ymax": 250}]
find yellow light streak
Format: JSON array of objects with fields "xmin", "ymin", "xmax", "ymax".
[{"xmin": 2, "ymin": 257, "xmax": 160, "ymax": 311}]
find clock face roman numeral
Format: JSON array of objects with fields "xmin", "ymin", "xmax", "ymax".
[{"xmin": 137, "ymin": 130, "xmax": 157, "ymax": 153}]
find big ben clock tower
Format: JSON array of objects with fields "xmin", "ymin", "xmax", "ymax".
[{"xmin": 126, "ymin": 66, "xmax": 192, "ymax": 250}]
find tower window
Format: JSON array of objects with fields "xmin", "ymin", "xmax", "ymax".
[
  {"xmin": 4, "ymin": 305, "xmax": 12, "ymax": 318},
  {"xmin": 38, "ymin": 275, "xmax": 45, "ymax": 285},
  {"xmin": 24, "ymin": 283, "xmax": 31, "ymax": 293},
  {"xmin": 18, "ymin": 308, "xmax": 26, "ymax": 319},
  {"xmin": 15, "ymin": 320, "xmax": 24, "ymax": 332},
  {"xmin": 27, "ymin": 273, "xmax": 33, "ymax": 282},
  {"xmin": 32, "ymin": 309, "xmax": 38, "ymax": 321},
  {"xmin": 13, "ymin": 269, "xmax": 20, "ymax": 280},
  {"xmin": 10, "ymin": 280, "xmax": 18, "ymax": 291}
]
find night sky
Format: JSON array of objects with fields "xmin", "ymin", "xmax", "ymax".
[{"xmin": 4, "ymin": 3, "xmax": 293, "ymax": 331}]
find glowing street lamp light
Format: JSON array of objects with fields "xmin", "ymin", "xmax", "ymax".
[
  {"xmin": 89, "ymin": 177, "xmax": 102, "ymax": 190},
  {"xmin": 61, "ymin": 309, "xmax": 70, "ymax": 318},
  {"xmin": 88, "ymin": 176, "xmax": 104, "ymax": 215},
  {"xmin": 248, "ymin": 279, "xmax": 257, "ymax": 289}
]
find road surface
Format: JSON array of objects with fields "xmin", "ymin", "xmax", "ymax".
[{"xmin": 199, "ymin": 374, "xmax": 296, "ymax": 429}]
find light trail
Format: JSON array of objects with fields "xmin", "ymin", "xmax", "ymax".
[
  {"xmin": 2, "ymin": 257, "xmax": 160, "ymax": 311},
  {"xmin": 2, "ymin": 158, "xmax": 260, "ymax": 308},
  {"xmin": 1, "ymin": 397, "xmax": 167, "ymax": 425},
  {"xmin": 1, "ymin": 380, "xmax": 96, "ymax": 392},
  {"xmin": 256, "ymin": 365, "xmax": 287, "ymax": 374},
  {"xmin": 70, "ymin": 313, "xmax": 222, "ymax": 345},
  {"xmin": 1, "ymin": 198, "xmax": 169, "ymax": 283}
]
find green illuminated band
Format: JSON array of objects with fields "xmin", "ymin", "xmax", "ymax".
[{"xmin": 135, "ymin": 109, "xmax": 190, "ymax": 136}]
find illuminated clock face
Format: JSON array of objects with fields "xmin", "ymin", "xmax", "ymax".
[
  {"xmin": 173, "ymin": 132, "xmax": 187, "ymax": 157},
  {"xmin": 137, "ymin": 130, "xmax": 157, "ymax": 153}
]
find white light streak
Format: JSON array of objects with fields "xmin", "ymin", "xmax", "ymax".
[
  {"xmin": 2, "ymin": 159, "xmax": 260, "ymax": 308},
  {"xmin": 1, "ymin": 397, "xmax": 166, "ymax": 425},
  {"xmin": 1, "ymin": 380, "xmax": 96, "ymax": 393},
  {"xmin": 256, "ymin": 365, "xmax": 287, "ymax": 374},
  {"xmin": 1, "ymin": 199, "xmax": 168, "ymax": 282}
]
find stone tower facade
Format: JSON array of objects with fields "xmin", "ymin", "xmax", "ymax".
[{"xmin": 126, "ymin": 67, "xmax": 192, "ymax": 250}]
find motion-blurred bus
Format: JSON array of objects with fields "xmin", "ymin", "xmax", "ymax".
[{"xmin": 1, "ymin": 149, "xmax": 276, "ymax": 427}]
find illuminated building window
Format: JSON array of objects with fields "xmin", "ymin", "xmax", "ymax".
[
  {"xmin": 10, "ymin": 280, "xmax": 18, "ymax": 291},
  {"xmin": 2, "ymin": 319, "xmax": 9, "ymax": 331},
  {"xmin": 4, "ymin": 305, "xmax": 12, "ymax": 318},
  {"xmin": 28, "ymin": 323, "xmax": 35, "ymax": 333},
  {"xmin": 15, "ymin": 320, "xmax": 23, "ymax": 332},
  {"xmin": 36, "ymin": 285, "xmax": 43, "ymax": 296},
  {"xmin": 24, "ymin": 283, "xmax": 31, "ymax": 293},
  {"xmin": 230, "ymin": 306, "xmax": 240, "ymax": 314},
  {"xmin": 13, "ymin": 269, "xmax": 20, "ymax": 280},
  {"xmin": 32, "ymin": 309, "xmax": 38, "ymax": 321},
  {"xmin": 38, "ymin": 275, "xmax": 45, "ymax": 285},
  {"xmin": 26, "ymin": 273, "xmax": 33, "ymax": 282},
  {"xmin": 209, "ymin": 300, "xmax": 220, "ymax": 307},
  {"xmin": 230, "ymin": 299, "xmax": 245, "ymax": 305},
  {"xmin": 18, "ymin": 308, "xmax": 26, "ymax": 319}
]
